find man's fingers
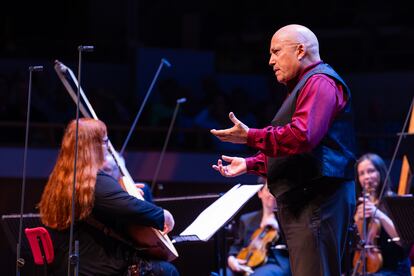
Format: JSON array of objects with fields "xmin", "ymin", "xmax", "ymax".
[
  {"xmin": 212, "ymin": 164, "xmax": 223, "ymax": 173},
  {"xmin": 212, "ymin": 159, "xmax": 227, "ymax": 176},
  {"xmin": 222, "ymin": 155, "xmax": 233, "ymax": 162},
  {"xmin": 210, "ymin": 129, "xmax": 229, "ymax": 141},
  {"xmin": 211, "ymin": 129, "xmax": 226, "ymax": 136},
  {"xmin": 229, "ymin": 112, "xmax": 240, "ymax": 125}
]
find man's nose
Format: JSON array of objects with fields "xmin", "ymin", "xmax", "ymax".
[{"xmin": 268, "ymin": 56, "xmax": 275, "ymax": 66}]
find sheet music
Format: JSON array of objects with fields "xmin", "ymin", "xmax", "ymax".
[{"xmin": 178, "ymin": 184, "xmax": 263, "ymax": 242}]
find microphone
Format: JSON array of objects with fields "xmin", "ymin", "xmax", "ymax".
[
  {"xmin": 68, "ymin": 44, "xmax": 93, "ymax": 275},
  {"xmin": 29, "ymin": 66, "xmax": 43, "ymax": 72},
  {"xmin": 162, "ymin": 58, "xmax": 172, "ymax": 67},
  {"xmin": 17, "ymin": 64, "xmax": 43, "ymax": 274},
  {"xmin": 176, "ymin": 97, "xmax": 187, "ymax": 104},
  {"xmin": 78, "ymin": 45, "xmax": 94, "ymax": 52}
]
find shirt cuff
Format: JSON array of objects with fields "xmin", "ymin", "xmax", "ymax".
[
  {"xmin": 247, "ymin": 128, "xmax": 262, "ymax": 147},
  {"xmin": 245, "ymin": 156, "xmax": 257, "ymax": 172}
]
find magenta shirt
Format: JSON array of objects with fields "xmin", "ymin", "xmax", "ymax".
[{"xmin": 245, "ymin": 61, "xmax": 347, "ymax": 176}]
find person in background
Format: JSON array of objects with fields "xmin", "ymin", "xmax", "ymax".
[
  {"xmin": 227, "ymin": 180, "xmax": 291, "ymax": 276},
  {"xmin": 352, "ymin": 153, "xmax": 411, "ymax": 275}
]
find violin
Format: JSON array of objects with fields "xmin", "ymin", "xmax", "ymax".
[
  {"xmin": 236, "ymin": 225, "xmax": 279, "ymax": 269},
  {"xmin": 352, "ymin": 191, "xmax": 383, "ymax": 274}
]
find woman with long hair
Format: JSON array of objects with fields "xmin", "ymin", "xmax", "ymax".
[
  {"xmin": 352, "ymin": 153, "xmax": 410, "ymax": 276},
  {"xmin": 39, "ymin": 118, "xmax": 178, "ymax": 275}
]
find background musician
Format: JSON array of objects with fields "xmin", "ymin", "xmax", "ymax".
[
  {"xmin": 39, "ymin": 118, "xmax": 179, "ymax": 275},
  {"xmin": 352, "ymin": 153, "xmax": 411, "ymax": 275},
  {"xmin": 227, "ymin": 182, "xmax": 291, "ymax": 276}
]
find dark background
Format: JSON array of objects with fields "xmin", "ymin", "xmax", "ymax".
[{"xmin": 1, "ymin": 0, "xmax": 413, "ymax": 275}]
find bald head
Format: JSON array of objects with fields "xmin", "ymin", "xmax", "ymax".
[
  {"xmin": 273, "ymin": 24, "xmax": 320, "ymax": 63},
  {"xmin": 268, "ymin": 24, "xmax": 322, "ymax": 84}
]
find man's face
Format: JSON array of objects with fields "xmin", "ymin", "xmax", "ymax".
[{"xmin": 268, "ymin": 35, "xmax": 302, "ymax": 85}]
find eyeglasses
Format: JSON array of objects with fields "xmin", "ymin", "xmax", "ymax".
[{"xmin": 102, "ymin": 137, "xmax": 109, "ymax": 145}]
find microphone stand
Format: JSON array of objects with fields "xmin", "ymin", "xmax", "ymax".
[
  {"xmin": 119, "ymin": 58, "xmax": 171, "ymax": 156},
  {"xmin": 67, "ymin": 45, "xmax": 93, "ymax": 276},
  {"xmin": 16, "ymin": 65, "xmax": 43, "ymax": 276},
  {"xmin": 150, "ymin": 98, "xmax": 186, "ymax": 194}
]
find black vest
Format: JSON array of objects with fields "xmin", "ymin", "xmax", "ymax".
[{"xmin": 267, "ymin": 63, "xmax": 356, "ymax": 197}]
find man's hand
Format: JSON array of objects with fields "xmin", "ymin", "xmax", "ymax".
[
  {"xmin": 212, "ymin": 155, "xmax": 247, "ymax": 177},
  {"xmin": 210, "ymin": 112, "xmax": 249, "ymax": 144}
]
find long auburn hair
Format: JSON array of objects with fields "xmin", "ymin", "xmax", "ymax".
[{"xmin": 39, "ymin": 118, "xmax": 107, "ymax": 230}]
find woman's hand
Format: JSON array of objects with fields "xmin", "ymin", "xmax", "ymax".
[
  {"xmin": 354, "ymin": 197, "xmax": 383, "ymax": 221},
  {"xmin": 227, "ymin": 256, "xmax": 254, "ymax": 274},
  {"xmin": 162, "ymin": 209, "xmax": 175, "ymax": 235},
  {"xmin": 134, "ymin": 182, "xmax": 145, "ymax": 197}
]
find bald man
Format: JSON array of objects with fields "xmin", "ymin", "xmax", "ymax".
[{"xmin": 211, "ymin": 24, "xmax": 356, "ymax": 275}]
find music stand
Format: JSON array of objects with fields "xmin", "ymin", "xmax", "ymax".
[
  {"xmin": 398, "ymin": 133, "xmax": 414, "ymax": 193},
  {"xmin": 383, "ymin": 196, "xmax": 414, "ymax": 246},
  {"xmin": 173, "ymin": 183, "xmax": 263, "ymax": 276},
  {"xmin": 399, "ymin": 133, "xmax": 414, "ymax": 169},
  {"xmin": 1, "ymin": 213, "xmax": 42, "ymax": 255}
]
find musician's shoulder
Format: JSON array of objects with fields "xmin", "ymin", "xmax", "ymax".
[{"xmin": 96, "ymin": 171, "xmax": 124, "ymax": 192}]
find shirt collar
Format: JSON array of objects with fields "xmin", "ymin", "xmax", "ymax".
[
  {"xmin": 298, "ymin": 60, "xmax": 323, "ymax": 80},
  {"xmin": 287, "ymin": 60, "xmax": 323, "ymax": 91}
]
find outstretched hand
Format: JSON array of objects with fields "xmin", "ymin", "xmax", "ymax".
[
  {"xmin": 210, "ymin": 112, "xmax": 249, "ymax": 144},
  {"xmin": 212, "ymin": 155, "xmax": 247, "ymax": 178}
]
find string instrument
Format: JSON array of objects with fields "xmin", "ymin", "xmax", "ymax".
[
  {"xmin": 352, "ymin": 191, "xmax": 383, "ymax": 274},
  {"xmin": 54, "ymin": 60, "xmax": 178, "ymax": 261},
  {"xmin": 237, "ymin": 225, "xmax": 279, "ymax": 270}
]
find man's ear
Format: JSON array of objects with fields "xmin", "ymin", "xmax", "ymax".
[{"xmin": 297, "ymin": 43, "xmax": 306, "ymax": 60}]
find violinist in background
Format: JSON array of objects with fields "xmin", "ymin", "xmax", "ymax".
[
  {"xmin": 227, "ymin": 180, "xmax": 291, "ymax": 276},
  {"xmin": 352, "ymin": 153, "xmax": 411, "ymax": 275},
  {"xmin": 39, "ymin": 118, "xmax": 178, "ymax": 276}
]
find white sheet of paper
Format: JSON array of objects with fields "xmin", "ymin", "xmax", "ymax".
[{"xmin": 179, "ymin": 184, "xmax": 263, "ymax": 241}]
